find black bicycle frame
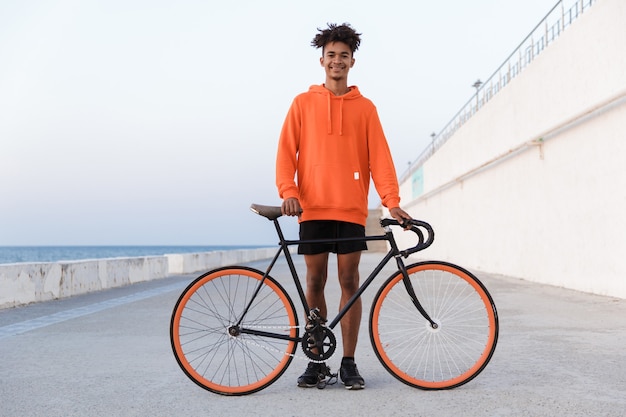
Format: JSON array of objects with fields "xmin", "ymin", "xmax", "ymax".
[{"xmin": 234, "ymin": 216, "xmax": 437, "ymax": 340}]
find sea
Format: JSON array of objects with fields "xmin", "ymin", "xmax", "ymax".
[{"xmin": 0, "ymin": 245, "xmax": 269, "ymax": 265}]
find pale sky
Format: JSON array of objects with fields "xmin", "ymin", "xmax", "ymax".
[{"xmin": 1, "ymin": 0, "xmax": 556, "ymax": 246}]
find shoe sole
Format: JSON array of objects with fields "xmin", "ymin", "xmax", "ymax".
[{"xmin": 342, "ymin": 382, "xmax": 365, "ymax": 390}]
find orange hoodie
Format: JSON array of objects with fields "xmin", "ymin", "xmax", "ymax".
[{"xmin": 276, "ymin": 84, "xmax": 401, "ymax": 226}]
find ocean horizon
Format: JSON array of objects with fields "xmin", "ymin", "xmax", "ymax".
[{"xmin": 0, "ymin": 245, "xmax": 272, "ymax": 265}]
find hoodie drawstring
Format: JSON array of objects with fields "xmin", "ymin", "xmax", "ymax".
[
  {"xmin": 327, "ymin": 94, "xmax": 332, "ymax": 135},
  {"xmin": 339, "ymin": 98, "xmax": 343, "ymax": 136},
  {"xmin": 326, "ymin": 95, "xmax": 345, "ymax": 136}
]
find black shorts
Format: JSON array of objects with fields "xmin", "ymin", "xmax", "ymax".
[{"xmin": 298, "ymin": 220, "xmax": 367, "ymax": 255}]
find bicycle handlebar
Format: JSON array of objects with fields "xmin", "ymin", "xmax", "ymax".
[
  {"xmin": 380, "ymin": 218, "xmax": 435, "ymax": 256},
  {"xmin": 250, "ymin": 203, "xmax": 434, "ymax": 256}
]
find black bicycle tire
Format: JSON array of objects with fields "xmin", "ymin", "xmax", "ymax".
[
  {"xmin": 170, "ymin": 266, "xmax": 299, "ymax": 395},
  {"xmin": 369, "ymin": 261, "xmax": 499, "ymax": 390}
]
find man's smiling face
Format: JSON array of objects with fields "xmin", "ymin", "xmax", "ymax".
[{"xmin": 320, "ymin": 41, "xmax": 355, "ymax": 82}]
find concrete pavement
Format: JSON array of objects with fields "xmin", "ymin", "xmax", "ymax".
[{"xmin": 1, "ymin": 253, "xmax": 625, "ymax": 416}]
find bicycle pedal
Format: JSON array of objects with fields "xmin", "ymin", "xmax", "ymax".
[{"xmin": 316, "ymin": 370, "xmax": 338, "ymax": 389}]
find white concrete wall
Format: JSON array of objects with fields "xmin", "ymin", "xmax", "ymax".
[
  {"xmin": 165, "ymin": 248, "xmax": 278, "ymax": 275},
  {"xmin": 0, "ymin": 248, "xmax": 278, "ymax": 309},
  {"xmin": 395, "ymin": 0, "xmax": 626, "ymax": 298}
]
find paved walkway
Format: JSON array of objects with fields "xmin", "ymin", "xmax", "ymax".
[{"xmin": 1, "ymin": 253, "xmax": 625, "ymax": 416}]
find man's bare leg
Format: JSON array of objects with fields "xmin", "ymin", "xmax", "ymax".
[
  {"xmin": 297, "ymin": 253, "xmax": 331, "ymax": 388},
  {"xmin": 336, "ymin": 251, "xmax": 365, "ymax": 389},
  {"xmin": 303, "ymin": 253, "xmax": 329, "ymax": 319},
  {"xmin": 337, "ymin": 251, "xmax": 362, "ymax": 357}
]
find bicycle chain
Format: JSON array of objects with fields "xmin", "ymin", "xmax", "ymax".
[{"xmin": 227, "ymin": 325, "xmax": 329, "ymax": 364}]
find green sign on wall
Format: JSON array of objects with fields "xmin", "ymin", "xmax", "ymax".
[{"xmin": 412, "ymin": 167, "xmax": 424, "ymax": 198}]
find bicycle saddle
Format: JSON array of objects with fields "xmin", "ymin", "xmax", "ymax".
[{"xmin": 250, "ymin": 204, "xmax": 283, "ymax": 220}]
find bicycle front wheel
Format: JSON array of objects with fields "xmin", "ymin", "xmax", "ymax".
[
  {"xmin": 370, "ymin": 261, "xmax": 498, "ymax": 390},
  {"xmin": 170, "ymin": 266, "xmax": 298, "ymax": 395}
]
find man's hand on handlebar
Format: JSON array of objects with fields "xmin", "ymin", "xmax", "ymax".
[
  {"xmin": 281, "ymin": 197, "xmax": 303, "ymax": 217},
  {"xmin": 389, "ymin": 207, "xmax": 413, "ymax": 230}
]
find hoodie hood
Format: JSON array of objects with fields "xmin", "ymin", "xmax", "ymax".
[{"xmin": 308, "ymin": 84, "xmax": 362, "ymax": 135}]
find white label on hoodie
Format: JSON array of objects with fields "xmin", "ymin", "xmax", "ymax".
[{"xmin": 354, "ymin": 172, "xmax": 360, "ymax": 180}]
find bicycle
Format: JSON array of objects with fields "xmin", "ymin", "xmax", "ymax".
[{"xmin": 170, "ymin": 204, "xmax": 499, "ymax": 395}]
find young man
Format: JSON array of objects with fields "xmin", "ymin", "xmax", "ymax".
[{"xmin": 276, "ymin": 23, "xmax": 411, "ymax": 390}]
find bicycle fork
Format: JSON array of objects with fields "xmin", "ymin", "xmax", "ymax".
[{"xmin": 395, "ymin": 256, "xmax": 439, "ymax": 329}]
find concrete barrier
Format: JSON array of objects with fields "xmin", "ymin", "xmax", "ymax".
[
  {"xmin": 165, "ymin": 248, "xmax": 279, "ymax": 275},
  {"xmin": 0, "ymin": 248, "xmax": 278, "ymax": 309}
]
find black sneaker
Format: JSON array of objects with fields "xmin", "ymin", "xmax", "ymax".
[
  {"xmin": 339, "ymin": 358, "xmax": 365, "ymax": 390},
  {"xmin": 297, "ymin": 362, "xmax": 329, "ymax": 388}
]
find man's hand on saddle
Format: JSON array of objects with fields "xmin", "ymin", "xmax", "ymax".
[
  {"xmin": 281, "ymin": 197, "xmax": 303, "ymax": 217},
  {"xmin": 389, "ymin": 207, "xmax": 413, "ymax": 230}
]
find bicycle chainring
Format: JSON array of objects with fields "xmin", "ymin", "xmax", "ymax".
[{"xmin": 301, "ymin": 325, "xmax": 337, "ymax": 361}]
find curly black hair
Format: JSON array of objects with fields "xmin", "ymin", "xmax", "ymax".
[{"xmin": 311, "ymin": 23, "xmax": 362, "ymax": 54}]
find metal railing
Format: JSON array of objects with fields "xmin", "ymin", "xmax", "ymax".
[{"xmin": 401, "ymin": 0, "xmax": 597, "ymax": 183}]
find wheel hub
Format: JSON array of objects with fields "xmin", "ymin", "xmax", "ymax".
[{"xmin": 228, "ymin": 325, "xmax": 241, "ymax": 337}]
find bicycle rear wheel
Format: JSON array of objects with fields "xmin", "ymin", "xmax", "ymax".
[
  {"xmin": 170, "ymin": 266, "xmax": 298, "ymax": 395},
  {"xmin": 370, "ymin": 261, "xmax": 498, "ymax": 390}
]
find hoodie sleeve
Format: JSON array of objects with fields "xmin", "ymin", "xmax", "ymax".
[
  {"xmin": 367, "ymin": 107, "xmax": 401, "ymax": 209},
  {"xmin": 276, "ymin": 98, "xmax": 301, "ymax": 200}
]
